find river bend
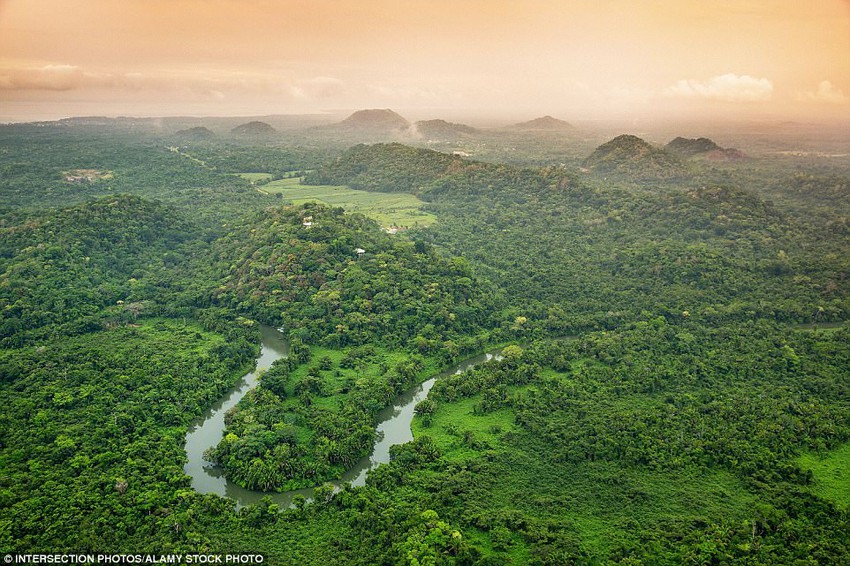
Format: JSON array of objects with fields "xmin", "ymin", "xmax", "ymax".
[{"xmin": 184, "ymin": 325, "xmax": 500, "ymax": 507}]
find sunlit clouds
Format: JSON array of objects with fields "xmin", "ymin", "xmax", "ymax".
[
  {"xmin": 796, "ymin": 81, "xmax": 849, "ymax": 104},
  {"xmin": 664, "ymin": 75, "xmax": 774, "ymax": 103},
  {"xmin": 0, "ymin": 64, "xmax": 89, "ymax": 91},
  {"xmin": 0, "ymin": 0, "xmax": 848, "ymax": 122}
]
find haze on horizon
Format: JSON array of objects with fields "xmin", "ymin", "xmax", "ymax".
[{"xmin": 1, "ymin": 0, "xmax": 849, "ymax": 124}]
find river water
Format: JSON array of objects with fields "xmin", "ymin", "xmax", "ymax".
[{"xmin": 183, "ymin": 325, "xmax": 501, "ymax": 508}]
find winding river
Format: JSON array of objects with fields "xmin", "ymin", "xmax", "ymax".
[
  {"xmin": 184, "ymin": 321, "xmax": 845, "ymax": 507},
  {"xmin": 183, "ymin": 325, "xmax": 501, "ymax": 508}
]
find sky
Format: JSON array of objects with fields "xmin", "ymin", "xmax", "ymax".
[{"xmin": 0, "ymin": 0, "xmax": 848, "ymax": 123}]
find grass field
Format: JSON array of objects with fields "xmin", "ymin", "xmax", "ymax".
[
  {"xmin": 798, "ymin": 442, "xmax": 850, "ymax": 509},
  {"xmin": 258, "ymin": 177, "xmax": 437, "ymax": 229},
  {"xmin": 411, "ymin": 389, "xmax": 524, "ymax": 463}
]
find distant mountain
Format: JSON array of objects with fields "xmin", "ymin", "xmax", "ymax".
[
  {"xmin": 335, "ymin": 109, "xmax": 411, "ymax": 133},
  {"xmin": 666, "ymin": 137, "xmax": 747, "ymax": 161},
  {"xmin": 55, "ymin": 116, "xmax": 119, "ymax": 127},
  {"xmin": 174, "ymin": 126, "xmax": 215, "ymax": 139},
  {"xmin": 583, "ymin": 134, "xmax": 684, "ymax": 179},
  {"xmin": 666, "ymin": 137, "xmax": 721, "ymax": 156},
  {"xmin": 412, "ymin": 119, "xmax": 478, "ymax": 139},
  {"xmin": 508, "ymin": 115, "xmax": 575, "ymax": 131},
  {"xmin": 49, "ymin": 116, "xmax": 163, "ymax": 132},
  {"xmin": 230, "ymin": 121, "xmax": 277, "ymax": 136}
]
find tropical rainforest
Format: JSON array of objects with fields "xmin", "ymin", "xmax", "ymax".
[{"xmin": 1, "ymin": 113, "xmax": 849, "ymax": 565}]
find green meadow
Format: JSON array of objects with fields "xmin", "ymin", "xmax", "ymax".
[
  {"xmin": 258, "ymin": 177, "xmax": 437, "ymax": 229},
  {"xmin": 798, "ymin": 442, "xmax": 850, "ymax": 509}
]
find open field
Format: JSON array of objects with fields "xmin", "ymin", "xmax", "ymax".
[
  {"xmin": 798, "ymin": 442, "xmax": 850, "ymax": 509},
  {"xmin": 236, "ymin": 172, "xmax": 274, "ymax": 184},
  {"xmin": 258, "ymin": 177, "xmax": 437, "ymax": 229}
]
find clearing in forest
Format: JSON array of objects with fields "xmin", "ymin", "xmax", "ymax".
[
  {"xmin": 236, "ymin": 172, "xmax": 275, "ymax": 184},
  {"xmin": 798, "ymin": 442, "xmax": 850, "ymax": 509},
  {"xmin": 258, "ymin": 177, "xmax": 437, "ymax": 230}
]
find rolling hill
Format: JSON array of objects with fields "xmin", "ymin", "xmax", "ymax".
[{"xmin": 583, "ymin": 134, "xmax": 685, "ymax": 179}]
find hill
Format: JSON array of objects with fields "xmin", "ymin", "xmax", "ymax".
[
  {"xmin": 334, "ymin": 109, "xmax": 410, "ymax": 133},
  {"xmin": 666, "ymin": 136, "xmax": 747, "ymax": 161},
  {"xmin": 174, "ymin": 126, "xmax": 215, "ymax": 139},
  {"xmin": 508, "ymin": 115, "xmax": 575, "ymax": 131},
  {"xmin": 583, "ymin": 134, "xmax": 685, "ymax": 179},
  {"xmin": 230, "ymin": 121, "xmax": 277, "ymax": 136},
  {"xmin": 211, "ymin": 203, "xmax": 496, "ymax": 347},
  {"xmin": 411, "ymin": 119, "xmax": 478, "ymax": 140},
  {"xmin": 305, "ymin": 143, "xmax": 463, "ymax": 193},
  {"xmin": 666, "ymin": 136, "xmax": 721, "ymax": 155},
  {"xmin": 205, "ymin": 202, "xmax": 499, "ymax": 490}
]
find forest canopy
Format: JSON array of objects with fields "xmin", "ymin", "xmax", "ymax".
[{"xmin": 1, "ymin": 119, "xmax": 849, "ymax": 564}]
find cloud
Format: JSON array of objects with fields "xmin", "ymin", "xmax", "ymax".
[
  {"xmin": 0, "ymin": 64, "xmax": 162, "ymax": 91},
  {"xmin": 796, "ymin": 80, "xmax": 848, "ymax": 103},
  {"xmin": 664, "ymin": 73, "xmax": 774, "ymax": 102},
  {"xmin": 0, "ymin": 64, "xmax": 87, "ymax": 91},
  {"xmin": 0, "ymin": 63, "xmax": 286, "ymax": 95}
]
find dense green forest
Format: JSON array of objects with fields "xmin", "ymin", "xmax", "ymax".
[{"xmin": 1, "ymin": 118, "xmax": 849, "ymax": 564}]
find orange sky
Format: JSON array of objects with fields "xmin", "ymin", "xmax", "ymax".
[{"xmin": 0, "ymin": 0, "xmax": 848, "ymax": 122}]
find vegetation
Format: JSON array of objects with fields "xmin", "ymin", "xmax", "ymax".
[
  {"xmin": 0, "ymin": 124, "xmax": 274, "ymax": 225},
  {"xmin": 665, "ymin": 136, "xmax": 722, "ymax": 156},
  {"xmin": 307, "ymin": 142, "xmax": 849, "ymax": 331},
  {"xmin": 207, "ymin": 203, "xmax": 499, "ymax": 350},
  {"xmin": 304, "ymin": 142, "xmax": 463, "ymax": 193},
  {"xmin": 403, "ymin": 320, "xmax": 850, "ymax": 561},
  {"xmin": 231, "ymin": 121, "xmax": 278, "ymax": 137},
  {"xmin": 259, "ymin": 177, "xmax": 437, "ymax": 228},
  {"xmin": 0, "ymin": 195, "xmax": 198, "ymax": 346},
  {"xmin": 2, "ymin": 118, "xmax": 849, "ymax": 564},
  {"xmin": 209, "ymin": 345, "xmax": 437, "ymax": 491},
  {"xmin": 798, "ymin": 442, "xmax": 850, "ymax": 509},
  {"xmin": 0, "ymin": 316, "xmax": 260, "ymax": 552},
  {"xmin": 582, "ymin": 134, "xmax": 687, "ymax": 179}
]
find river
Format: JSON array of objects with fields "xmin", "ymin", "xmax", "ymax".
[{"xmin": 183, "ymin": 325, "xmax": 501, "ymax": 508}]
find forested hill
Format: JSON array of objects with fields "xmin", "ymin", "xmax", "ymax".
[
  {"xmin": 203, "ymin": 206, "xmax": 503, "ymax": 493},
  {"xmin": 230, "ymin": 121, "xmax": 277, "ymax": 136},
  {"xmin": 303, "ymin": 142, "xmax": 555, "ymax": 198},
  {"xmin": 335, "ymin": 109, "xmax": 411, "ymax": 133},
  {"xmin": 303, "ymin": 141, "xmax": 849, "ymax": 328},
  {"xmin": 665, "ymin": 136, "xmax": 748, "ymax": 161},
  {"xmin": 304, "ymin": 143, "xmax": 464, "ymax": 193},
  {"xmin": 413, "ymin": 119, "xmax": 479, "ymax": 139},
  {"xmin": 208, "ymin": 203, "xmax": 502, "ymax": 353},
  {"xmin": 665, "ymin": 136, "xmax": 721, "ymax": 156},
  {"xmin": 507, "ymin": 115, "xmax": 575, "ymax": 131},
  {"xmin": 582, "ymin": 134, "xmax": 686, "ymax": 179}
]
